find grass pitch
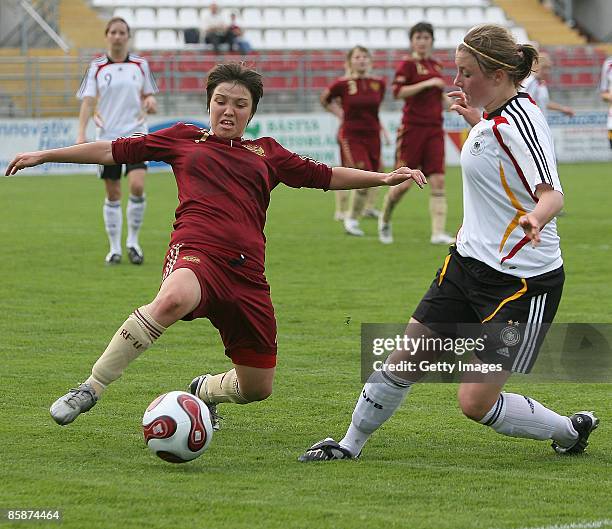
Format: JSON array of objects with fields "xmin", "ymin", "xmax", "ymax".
[{"xmin": 0, "ymin": 163, "xmax": 610, "ymax": 529}]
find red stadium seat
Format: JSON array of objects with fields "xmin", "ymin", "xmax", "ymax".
[{"xmin": 574, "ymin": 71, "xmax": 597, "ymax": 87}]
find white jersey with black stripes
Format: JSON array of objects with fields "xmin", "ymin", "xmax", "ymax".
[
  {"xmin": 77, "ymin": 53, "xmax": 158, "ymax": 141},
  {"xmin": 456, "ymin": 93, "xmax": 563, "ymax": 278}
]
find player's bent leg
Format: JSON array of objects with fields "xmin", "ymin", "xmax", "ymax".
[
  {"xmin": 147, "ymin": 268, "xmax": 202, "ymax": 327},
  {"xmin": 50, "ymin": 269, "xmax": 200, "ymax": 426},
  {"xmin": 234, "ymin": 363, "xmax": 274, "ymax": 401},
  {"xmin": 427, "ymin": 173, "xmax": 454, "ymax": 245},
  {"xmin": 50, "ymin": 304, "xmax": 168, "ymax": 426},
  {"xmin": 458, "ymin": 358, "xmax": 592, "ymax": 451},
  {"xmin": 194, "ymin": 364, "xmax": 274, "ymax": 405},
  {"xmin": 301, "ymin": 318, "xmax": 433, "ymax": 461},
  {"xmin": 378, "ymin": 179, "xmax": 413, "ymax": 244}
]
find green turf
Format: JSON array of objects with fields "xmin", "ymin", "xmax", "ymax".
[{"xmin": 0, "ymin": 163, "xmax": 610, "ymax": 529}]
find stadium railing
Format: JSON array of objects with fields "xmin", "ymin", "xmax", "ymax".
[{"xmin": 0, "ymin": 47, "xmax": 607, "ymax": 117}]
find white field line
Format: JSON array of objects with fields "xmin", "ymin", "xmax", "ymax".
[{"xmin": 493, "ymin": 520, "xmax": 612, "ymax": 529}]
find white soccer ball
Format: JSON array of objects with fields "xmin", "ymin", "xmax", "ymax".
[{"xmin": 142, "ymin": 390, "xmax": 213, "ymax": 463}]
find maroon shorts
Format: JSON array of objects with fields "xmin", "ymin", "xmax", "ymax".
[
  {"xmin": 162, "ymin": 244, "xmax": 277, "ymax": 369},
  {"xmin": 395, "ymin": 125, "xmax": 445, "ymax": 175},
  {"xmin": 338, "ymin": 130, "xmax": 382, "ymax": 171}
]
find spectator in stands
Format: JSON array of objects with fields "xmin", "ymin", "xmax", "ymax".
[
  {"xmin": 523, "ymin": 52, "xmax": 574, "ymax": 119},
  {"xmin": 229, "ymin": 12, "xmax": 252, "ymax": 54},
  {"xmin": 76, "ymin": 16, "xmax": 158, "ymax": 266},
  {"xmin": 378, "ymin": 22, "xmax": 455, "ymax": 246},
  {"xmin": 321, "ymin": 45, "xmax": 388, "ymax": 234},
  {"xmin": 599, "ymin": 55, "xmax": 612, "ymax": 149},
  {"xmin": 201, "ymin": 2, "xmax": 235, "ymax": 52},
  {"xmin": 6, "ymin": 63, "xmax": 426, "ymax": 431}
]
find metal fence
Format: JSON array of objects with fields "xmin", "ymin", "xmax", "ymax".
[{"xmin": 0, "ymin": 46, "xmax": 607, "ymax": 118}]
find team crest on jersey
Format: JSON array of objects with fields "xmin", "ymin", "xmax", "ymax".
[
  {"xmin": 370, "ymin": 81, "xmax": 380, "ymax": 91},
  {"xmin": 195, "ymin": 130, "xmax": 210, "ymax": 143},
  {"xmin": 469, "ymin": 136, "xmax": 486, "ymax": 156},
  {"xmin": 416, "ymin": 63, "xmax": 429, "ymax": 76},
  {"xmin": 243, "ymin": 143, "xmax": 266, "ymax": 157}
]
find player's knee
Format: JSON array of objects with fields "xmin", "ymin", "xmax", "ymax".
[
  {"xmin": 457, "ymin": 389, "xmax": 490, "ymax": 421},
  {"xmin": 106, "ymin": 188, "xmax": 121, "ymax": 201},
  {"xmin": 130, "ymin": 182, "xmax": 144, "ymax": 197},
  {"xmin": 241, "ymin": 382, "xmax": 273, "ymax": 402},
  {"xmin": 153, "ymin": 290, "xmax": 191, "ymax": 320}
]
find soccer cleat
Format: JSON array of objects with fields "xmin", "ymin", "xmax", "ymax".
[
  {"xmin": 298, "ymin": 437, "xmax": 358, "ymax": 462},
  {"xmin": 378, "ymin": 218, "xmax": 393, "ymax": 244},
  {"xmin": 50, "ymin": 383, "xmax": 98, "ymax": 425},
  {"xmin": 552, "ymin": 411, "xmax": 599, "ymax": 455},
  {"xmin": 334, "ymin": 211, "xmax": 345, "ymax": 222},
  {"xmin": 363, "ymin": 208, "xmax": 381, "ymax": 219},
  {"xmin": 344, "ymin": 218, "xmax": 365, "ymax": 237},
  {"xmin": 127, "ymin": 246, "xmax": 144, "ymax": 265},
  {"xmin": 430, "ymin": 233, "xmax": 456, "ymax": 245},
  {"xmin": 105, "ymin": 252, "xmax": 122, "ymax": 265},
  {"xmin": 188, "ymin": 374, "xmax": 222, "ymax": 431}
]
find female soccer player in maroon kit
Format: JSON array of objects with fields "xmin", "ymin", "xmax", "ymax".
[
  {"xmin": 378, "ymin": 22, "xmax": 455, "ymax": 246},
  {"xmin": 6, "ymin": 63, "xmax": 425, "ymax": 430},
  {"xmin": 321, "ymin": 45, "xmax": 388, "ymax": 236}
]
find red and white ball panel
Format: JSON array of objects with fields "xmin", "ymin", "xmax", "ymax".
[{"xmin": 142, "ymin": 390, "xmax": 213, "ymax": 463}]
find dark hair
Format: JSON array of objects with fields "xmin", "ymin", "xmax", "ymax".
[
  {"xmin": 410, "ymin": 22, "xmax": 434, "ymax": 40},
  {"xmin": 105, "ymin": 17, "xmax": 130, "ymax": 37},
  {"xmin": 206, "ymin": 63, "xmax": 263, "ymax": 118},
  {"xmin": 457, "ymin": 24, "xmax": 538, "ymax": 87}
]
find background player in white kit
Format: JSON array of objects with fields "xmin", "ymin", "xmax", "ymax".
[
  {"xmin": 600, "ymin": 55, "xmax": 612, "ymax": 149},
  {"xmin": 77, "ymin": 17, "xmax": 158, "ymax": 265},
  {"xmin": 523, "ymin": 52, "xmax": 574, "ymax": 120},
  {"xmin": 300, "ymin": 24, "xmax": 599, "ymax": 462}
]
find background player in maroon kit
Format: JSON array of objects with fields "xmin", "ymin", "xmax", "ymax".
[
  {"xmin": 378, "ymin": 22, "xmax": 455, "ymax": 246},
  {"xmin": 321, "ymin": 45, "xmax": 388, "ymax": 236},
  {"xmin": 6, "ymin": 63, "xmax": 425, "ymax": 431}
]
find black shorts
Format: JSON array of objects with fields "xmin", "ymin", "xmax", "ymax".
[
  {"xmin": 98, "ymin": 162, "xmax": 147, "ymax": 180},
  {"xmin": 413, "ymin": 246, "xmax": 564, "ymax": 373},
  {"xmin": 608, "ymin": 129, "xmax": 612, "ymax": 149}
]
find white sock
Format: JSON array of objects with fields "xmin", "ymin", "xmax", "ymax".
[
  {"xmin": 339, "ymin": 370, "xmax": 412, "ymax": 456},
  {"xmin": 480, "ymin": 392, "xmax": 578, "ymax": 446},
  {"xmin": 126, "ymin": 194, "xmax": 146, "ymax": 249},
  {"xmin": 103, "ymin": 199, "xmax": 122, "ymax": 255}
]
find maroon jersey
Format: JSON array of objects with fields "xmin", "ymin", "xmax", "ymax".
[
  {"xmin": 322, "ymin": 76, "xmax": 386, "ymax": 136},
  {"xmin": 393, "ymin": 55, "xmax": 444, "ymax": 127},
  {"xmin": 112, "ymin": 123, "xmax": 332, "ymax": 272}
]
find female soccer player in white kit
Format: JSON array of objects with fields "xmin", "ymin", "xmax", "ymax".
[
  {"xmin": 300, "ymin": 24, "xmax": 599, "ymax": 462},
  {"xmin": 77, "ymin": 17, "xmax": 158, "ymax": 265},
  {"xmin": 600, "ymin": 55, "xmax": 612, "ymax": 149}
]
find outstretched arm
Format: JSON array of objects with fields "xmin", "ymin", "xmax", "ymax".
[
  {"xmin": 5, "ymin": 141, "xmax": 114, "ymax": 176},
  {"xmin": 330, "ymin": 166, "xmax": 426, "ymax": 190}
]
